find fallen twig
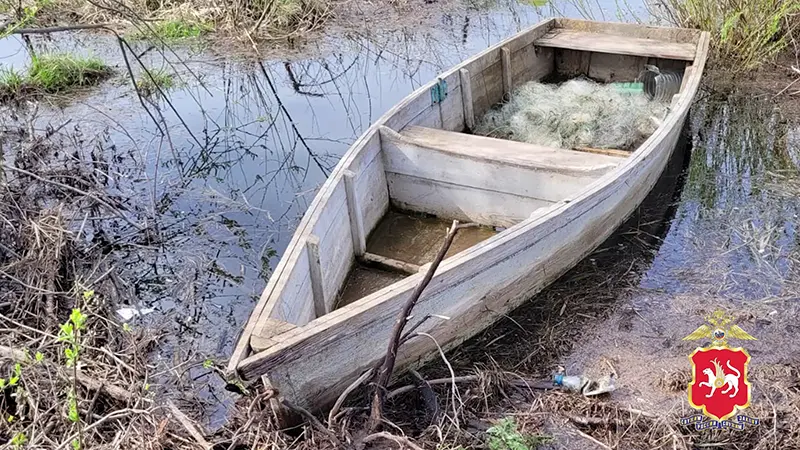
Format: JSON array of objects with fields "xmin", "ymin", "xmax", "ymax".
[
  {"xmin": 77, "ymin": 373, "xmax": 141, "ymax": 404},
  {"xmin": 368, "ymin": 220, "xmax": 463, "ymax": 430},
  {"xmin": 10, "ymin": 23, "xmax": 113, "ymax": 34},
  {"xmin": 569, "ymin": 415, "xmax": 630, "ymax": 427},
  {"xmin": 167, "ymin": 400, "xmax": 212, "ymax": 450},
  {"xmin": 363, "ymin": 432, "xmax": 425, "ymax": 450},
  {"xmin": 573, "ymin": 427, "xmax": 612, "ymax": 450},
  {"xmin": 387, "ymin": 375, "xmax": 480, "ymax": 399},
  {"xmin": 328, "ymin": 367, "xmax": 373, "ymax": 428},
  {"xmin": 281, "ymin": 399, "xmax": 342, "ymax": 447}
]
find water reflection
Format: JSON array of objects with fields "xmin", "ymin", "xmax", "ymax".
[{"xmin": 642, "ymin": 92, "xmax": 800, "ymax": 300}]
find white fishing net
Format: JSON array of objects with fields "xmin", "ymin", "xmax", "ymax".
[{"xmin": 473, "ymin": 77, "xmax": 670, "ymax": 150}]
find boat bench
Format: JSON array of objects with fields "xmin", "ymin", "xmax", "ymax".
[
  {"xmin": 399, "ymin": 126, "xmax": 623, "ymax": 175},
  {"xmin": 379, "ymin": 125, "xmax": 624, "ymax": 229},
  {"xmin": 535, "ymin": 29, "xmax": 697, "ymax": 61}
]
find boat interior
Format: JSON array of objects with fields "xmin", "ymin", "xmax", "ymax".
[{"xmin": 246, "ymin": 19, "xmax": 701, "ymax": 353}]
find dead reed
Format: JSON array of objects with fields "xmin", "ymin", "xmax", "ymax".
[{"xmin": 3, "ymin": 0, "xmax": 335, "ymax": 42}]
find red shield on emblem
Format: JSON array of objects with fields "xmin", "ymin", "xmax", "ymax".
[{"xmin": 688, "ymin": 347, "xmax": 751, "ymax": 421}]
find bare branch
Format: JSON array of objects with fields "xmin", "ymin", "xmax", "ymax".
[{"xmin": 369, "ymin": 220, "xmax": 461, "ymax": 430}]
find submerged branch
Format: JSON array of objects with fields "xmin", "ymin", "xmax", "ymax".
[{"xmin": 1, "ymin": 162, "xmax": 145, "ymax": 231}]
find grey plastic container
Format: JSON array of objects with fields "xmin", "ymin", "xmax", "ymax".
[{"xmin": 637, "ymin": 65, "xmax": 683, "ymax": 103}]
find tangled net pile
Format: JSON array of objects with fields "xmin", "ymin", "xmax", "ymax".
[{"xmin": 474, "ymin": 78, "xmax": 670, "ymax": 150}]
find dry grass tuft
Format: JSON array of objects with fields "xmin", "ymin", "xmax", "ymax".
[{"xmin": 31, "ymin": 0, "xmax": 335, "ymax": 42}]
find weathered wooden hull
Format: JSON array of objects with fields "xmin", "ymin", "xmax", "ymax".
[{"xmin": 228, "ymin": 18, "xmax": 710, "ymax": 411}]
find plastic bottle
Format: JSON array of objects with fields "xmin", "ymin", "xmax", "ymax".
[{"xmin": 553, "ymin": 373, "xmax": 587, "ymax": 392}]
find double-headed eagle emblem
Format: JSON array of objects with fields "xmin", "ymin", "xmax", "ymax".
[{"xmin": 683, "ymin": 310, "xmax": 756, "ymax": 347}]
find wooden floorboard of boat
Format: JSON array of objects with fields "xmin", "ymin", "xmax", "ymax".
[
  {"xmin": 334, "ymin": 210, "xmax": 497, "ymax": 310},
  {"xmin": 365, "ymin": 210, "xmax": 497, "ymax": 267},
  {"xmin": 535, "ymin": 29, "xmax": 696, "ymax": 61},
  {"xmin": 334, "ymin": 264, "xmax": 407, "ymax": 309}
]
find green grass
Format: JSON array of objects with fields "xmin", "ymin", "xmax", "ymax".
[
  {"xmin": 660, "ymin": 0, "xmax": 800, "ymax": 70},
  {"xmin": 29, "ymin": 54, "xmax": 110, "ymax": 92},
  {"xmin": 0, "ymin": 0, "xmax": 55, "ymax": 38},
  {"xmin": 487, "ymin": 417, "xmax": 553, "ymax": 450},
  {"xmin": 0, "ymin": 67, "xmax": 31, "ymax": 101},
  {"xmin": 132, "ymin": 20, "xmax": 212, "ymax": 41},
  {"xmin": 0, "ymin": 53, "xmax": 111, "ymax": 101},
  {"xmin": 136, "ymin": 68, "xmax": 177, "ymax": 97},
  {"xmin": 0, "ymin": 68, "xmax": 26, "ymax": 93}
]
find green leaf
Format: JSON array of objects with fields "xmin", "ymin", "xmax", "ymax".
[
  {"xmin": 487, "ymin": 417, "xmax": 552, "ymax": 450},
  {"xmin": 122, "ymin": 323, "xmax": 132, "ymax": 333},
  {"xmin": 9, "ymin": 376, "xmax": 18, "ymax": 386},
  {"xmin": 82, "ymin": 290, "xmax": 95, "ymax": 301},
  {"xmin": 71, "ymin": 438, "xmax": 81, "ymax": 450},
  {"xmin": 35, "ymin": 351, "xmax": 44, "ymax": 363},
  {"xmin": 64, "ymin": 348, "xmax": 74, "ymax": 360},
  {"xmin": 203, "ymin": 358, "xmax": 214, "ymax": 369},
  {"xmin": 11, "ymin": 432, "xmax": 26, "ymax": 447},
  {"xmin": 70, "ymin": 308, "xmax": 86, "ymax": 330},
  {"xmin": 14, "ymin": 363, "xmax": 22, "ymax": 377},
  {"xmin": 720, "ymin": 11, "xmax": 741, "ymax": 43},
  {"xmin": 58, "ymin": 322, "xmax": 74, "ymax": 342},
  {"xmin": 68, "ymin": 396, "xmax": 79, "ymax": 423},
  {"xmin": 0, "ymin": 378, "xmax": 6, "ymax": 389}
]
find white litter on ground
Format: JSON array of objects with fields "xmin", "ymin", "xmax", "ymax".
[
  {"xmin": 116, "ymin": 306, "xmax": 156, "ymax": 321},
  {"xmin": 473, "ymin": 77, "xmax": 670, "ymax": 150}
]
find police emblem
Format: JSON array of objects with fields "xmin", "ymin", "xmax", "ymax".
[{"xmin": 681, "ymin": 310, "xmax": 760, "ymax": 430}]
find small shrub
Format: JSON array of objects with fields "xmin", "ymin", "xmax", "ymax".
[
  {"xmin": 487, "ymin": 417, "xmax": 553, "ymax": 450},
  {"xmin": 58, "ymin": 308, "xmax": 87, "ymax": 450},
  {"xmin": 11, "ymin": 432, "xmax": 27, "ymax": 450},
  {"xmin": 660, "ymin": 0, "xmax": 800, "ymax": 70}
]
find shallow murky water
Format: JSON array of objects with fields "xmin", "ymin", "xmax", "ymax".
[{"xmin": 2, "ymin": 0, "xmax": 799, "ymax": 431}]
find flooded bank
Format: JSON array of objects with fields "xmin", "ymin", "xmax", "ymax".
[{"xmin": 1, "ymin": 0, "xmax": 799, "ymax": 445}]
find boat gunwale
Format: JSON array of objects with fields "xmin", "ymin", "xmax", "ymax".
[{"xmin": 229, "ymin": 19, "xmax": 710, "ymax": 377}]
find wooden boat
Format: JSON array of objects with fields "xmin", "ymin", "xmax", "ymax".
[{"xmin": 227, "ymin": 18, "xmax": 709, "ymax": 410}]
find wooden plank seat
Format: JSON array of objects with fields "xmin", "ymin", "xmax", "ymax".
[
  {"xmin": 535, "ymin": 29, "xmax": 697, "ymax": 61},
  {"xmin": 397, "ymin": 126, "xmax": 623, "ymax": 175},
  {"xmin": 379, "ymin": 126, "xmax": 625, "ymax": 228}
]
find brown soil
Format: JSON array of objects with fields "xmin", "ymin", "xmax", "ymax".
[{"xmin": 706, "ymin": 49, "xmax": 800, "ymax": 116}]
